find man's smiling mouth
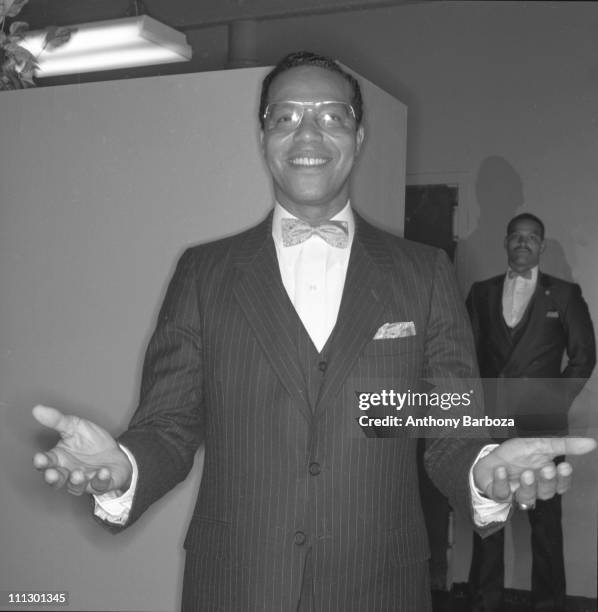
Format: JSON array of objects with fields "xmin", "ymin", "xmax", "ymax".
[{"xmin": 288, "ymin": 156, "xmax": 330, "ymax": 167}]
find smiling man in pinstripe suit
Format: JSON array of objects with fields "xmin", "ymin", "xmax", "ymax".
[{"xmin": 33, "ymin": 52, "xmax": 595, "ymax": 611}]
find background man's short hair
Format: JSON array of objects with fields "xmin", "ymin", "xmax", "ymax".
[
  {"xmin": 506, "ymin": 212, "xmax": 545, "ymax": 239},
  {"xmin": 259, "ymin": 50, "xmax": 364, "ymax": 128}
]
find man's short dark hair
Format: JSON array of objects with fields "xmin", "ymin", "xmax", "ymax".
[
  {"xmin": 259, "ymin": 51, "xmax": 364, "ymax": 129},
  {"xmin": 506, "ymin": 213, "xmax": 545, "ymax": 239}
]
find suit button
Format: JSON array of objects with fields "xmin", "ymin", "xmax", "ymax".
[
  {"xmin": 318, "ymin": 360, "xmax": 327, "ymax": 372},
  {"xmin": 294, "ymin": 531, "xmax": 306, "ymax": 546},
  {"xmin": 309, "ymin": 462, "xmax": 321, "ymax": 476}
]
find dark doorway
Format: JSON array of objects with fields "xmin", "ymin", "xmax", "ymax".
[
  {"xmin": 405, "ymin": 184, "xmax": 458, "ymax": 261},
  {"xmin": 407, "ymin": 183, "xmax": 459, "ymax": 609}
]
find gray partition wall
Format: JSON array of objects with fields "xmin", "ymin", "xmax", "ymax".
[{"xmin": 0, "ymin": 67, "xmax": 406, "ymax": 611}]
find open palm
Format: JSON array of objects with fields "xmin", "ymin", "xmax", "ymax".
[
  {"xmin": 33, "ymin": 405, "xmax": 132, "ymax": 496},
  {"xmin": 473, "ymin": 436, "xmax": 596, "ymax": 506}
]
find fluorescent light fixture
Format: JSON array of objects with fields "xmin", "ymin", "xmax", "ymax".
[{"xmin": 20, "ymin": 16, "xmax": 192, "ymax": 77}]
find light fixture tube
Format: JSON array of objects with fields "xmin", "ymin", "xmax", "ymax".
[{"xmin": 20, "ymin": 16, "xmax": 192, "ymax": 77}]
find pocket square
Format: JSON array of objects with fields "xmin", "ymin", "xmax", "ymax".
[
  {"xmin": 374, "ymin": 321, "xmax": 416, "ymax": 339},
  {"xmin": 546, "ymin": 311, "xmax": 559, "ymax": 318}
]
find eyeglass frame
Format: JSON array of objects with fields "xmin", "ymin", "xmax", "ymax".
[
  {"xmin": 505, "ymin": 231, "xmax": 544, "ymax": 245},
  {"xmin": 262, "ymin": 100, "xmax": 358, "ymax": 133}
]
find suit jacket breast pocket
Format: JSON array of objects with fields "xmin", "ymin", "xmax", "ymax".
[
  {"xmin": 358, "ymin": 336, "xmax": 424, "ymax": 381},
  {"xmin": 542, "ymin": 314, "xmax": 563, "ymax": 328},
  {"xmin": 362, "ymin": 335, "xmax": 421, "ymax": 356},
  {"xmin": 541, "ymin": 315, "xmax": 565, "ymax": 342}
]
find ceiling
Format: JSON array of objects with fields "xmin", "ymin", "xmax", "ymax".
[
  {"xmin": 20, "ymin": 0, "xmax": 425, "ymax": 30},
  {"xmin": 15, "ymin": 0, "xmax": 429, "ymax": 87}
]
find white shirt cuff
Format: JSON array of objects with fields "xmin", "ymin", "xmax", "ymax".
[
  {"xmin": 93, "ymin": 444, "xmax": 138, "ymax": 526},
  {"xmin": 470, "ymin": 444, "xmax": 511, "ymax": 526}
]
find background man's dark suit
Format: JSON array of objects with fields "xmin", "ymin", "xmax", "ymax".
[
  {"xmin": 468, "ymin": 272, "xmax": 595, "ymax": 434},
  {"xmin": 466, "ymin": 271, "xmax": 596, "ymax": 610},
  {"xmin": 117, "ymin": 212, "xmax": 487, "ymax": 611}
]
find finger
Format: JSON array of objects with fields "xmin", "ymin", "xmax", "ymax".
[
  {"xmin": 32, "ymin": 405, "xmax": 79, "ymax": 436},
  {"xmin": 536, "ymin": 463, "xmax": 557, "ymax": 500},
  {"xmin": 33, "ymin": 452, "xmax": 51, "ymax": 470},
  {"xmin": 88, "ymin": 468, "xmax": 113, "ymax": 494},
  {"xmin": 547, "ymin": 437, "xmax": 597, "ymax": 457},
  {"xmin": 488, "ymin": 466, "xmax": 511, "ymax": 502},
  {"xmin": 66, "ymin": 469, "xmax": 88, "ymax": 496},
  {"xmin": 33, "ymin": 449, "xmax": 61, "ymax": 471},
  {"xmin": 555, "ymin": 462, "xmax": 573, "ymax": 495},
  {"xmin": 514, "ymin": 469, "xmax": 536, "ymax": 509},
  {"xmin": 563, "ymin": 437, "xmax": 597, "ymax": 455},
  {"xmin": 42, "ymin": 466, "xmax": 70, "ymax": 489}
]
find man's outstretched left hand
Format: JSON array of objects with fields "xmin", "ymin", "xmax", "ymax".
[{"xmin": 473, "ymin": 437, "xmax": 597, "ymax": 508}]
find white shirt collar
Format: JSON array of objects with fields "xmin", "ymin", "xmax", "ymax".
[{"xmin": 271, "ymin": 201, "xmax": 355, "ymax": 247}]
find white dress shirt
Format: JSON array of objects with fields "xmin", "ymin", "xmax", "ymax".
[
  {"xmin": 95, "ymin": 202, "xmax": 509, "ymax": 526},
  {"xmin": 272, "ymin": 201, "xmax": 354, "ymax": 352},
  {"xmin": 502, "ymin": 266, "xmax": 538, "ymax": 327}
]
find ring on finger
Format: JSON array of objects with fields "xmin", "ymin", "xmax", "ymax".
[{"xmin": 518, "ymin": 502, "xmax": 535, "ymax": 511}]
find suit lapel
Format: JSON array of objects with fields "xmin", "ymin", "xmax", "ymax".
[
  {"xmin": 506, "ymin": 273, "xmax": 552, "ymax": 370},
  {"xmin": 232, "ymin": 213, "xmax": 311, "ymax": 422},
  {"xmin": 317, "ymin": 215, "xmax": 394, "ymax": 414},
  {"xmin": 488, "ymin": 276, "xmax": 514, "ymax": 354}
]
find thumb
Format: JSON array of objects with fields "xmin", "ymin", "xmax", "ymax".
[
  {"xmin": 548, "ymin": 437, "xmax": 597, "ymax": 456},
  {"xmin": 32, "ymin": 405, "xmax": 79, "ymax": 436},
  {"xmin": 562, "ymin": 437, "xmax": 597, "ymax": 455}
]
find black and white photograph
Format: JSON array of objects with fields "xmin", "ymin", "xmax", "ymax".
[{"xmin": 1, "ymin": 1, "xmax": 597, "ymax": 611}]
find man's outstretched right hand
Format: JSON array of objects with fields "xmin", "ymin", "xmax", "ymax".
[{"xmin": 33, "ymin": 405, "xmax": 132, "ymax": 496}]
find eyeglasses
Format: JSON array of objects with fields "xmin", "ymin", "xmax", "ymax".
[
  {"xmin": 263, "ymin": 100, "xmax": 357, "ymax": 133},
  {"xmin": 507, "ymin": 231, "xmax": 543, "ymax": 245}
]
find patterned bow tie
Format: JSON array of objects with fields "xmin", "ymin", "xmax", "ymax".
[
  {"xmin": 508, "ymin": 268, "xmax": 533, "ymax": 280},
  {"xmin": 281, "ymin": 218, "xmax": 349, "ymax": 248}
]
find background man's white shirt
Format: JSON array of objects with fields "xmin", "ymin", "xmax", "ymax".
[{"xmin": 502, "ymin": 266, "xmax": 538, "ymax": 327}]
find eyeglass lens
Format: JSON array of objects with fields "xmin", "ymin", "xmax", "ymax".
[{"xmin": 264, "ymin": 102, "xmax": 355, "ymax": 132}]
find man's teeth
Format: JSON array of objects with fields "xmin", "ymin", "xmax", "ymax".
[{"xmin": 289, "ymin": 157, "xmax": 328, "ymax": 166}]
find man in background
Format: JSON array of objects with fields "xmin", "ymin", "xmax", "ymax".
[{"xmin": 467, "ymin": 212, "xmax": 596, "ymax": 612}]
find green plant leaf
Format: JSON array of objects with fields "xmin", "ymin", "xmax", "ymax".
[
  {"xmin": 0, "ymin": 0, "xmax": 28, "ymax": 19},
  {"xmin": 9, "ymin": 20, "xmax": 28, "ymax": 35},
  {"xmin": 2, "ymin": 66, "xmax": 23, "ymax": 88},
  {"xmin": 0, "ymin": 0, "xmax": 16, "ymax": 19},
  {"xmin": 20, "ymin": 68, "xmax": 35, "ymax": 85},
  {"xmin": 43, "ymin": 25, "xmax": 76, "ymax": 51},
  {"xmin": 3, "ymin": 40, "xmax": 21, "ymax": 53},
  {"xmin": 4, "ymin": 41, "xmax": 35, "ymax": 70}
]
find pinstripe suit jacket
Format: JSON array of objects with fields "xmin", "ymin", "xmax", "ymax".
[{"xmin": 118, "ymin": 211, "xmax": 487, "ymax": 611}]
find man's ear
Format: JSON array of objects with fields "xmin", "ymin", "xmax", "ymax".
[
  {"xmin": 539, "ymin": 240, "xmax": 546, "ymax": 254},
  {"xmin": 355, "ymin": 125, "xmax": 365, "ymax": 155}
]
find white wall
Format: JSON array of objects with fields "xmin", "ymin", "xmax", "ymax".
[{"xmin": 0, "ymin": 68, "xmax": 405, "ymax": 611}]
